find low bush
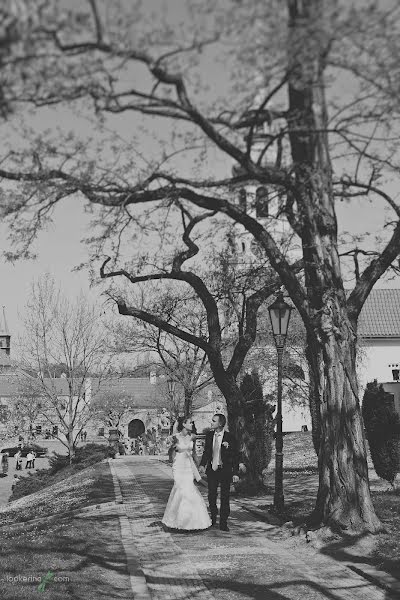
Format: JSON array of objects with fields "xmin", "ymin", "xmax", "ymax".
[
  {"xmin": 71, "ymin": 443, "xmax": 110, "ymax": 466},
  {"xmin": 362, "ymin": 380, "xmax": 400, "ymax": 485},
  {"xmin": 10, "ymin": 470, "xmax": 51, "ymax": 501}
]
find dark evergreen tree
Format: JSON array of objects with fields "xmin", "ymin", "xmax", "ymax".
[
  {"xmin": 362, "ymin": 381, "xmax": 400, "ymax": 485},
  {"xmin": 239, "ymin": 369, "xmax": 275, "ymax": 491}
]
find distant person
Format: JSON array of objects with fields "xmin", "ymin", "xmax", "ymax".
[
  {"xmin": 31, "ymin": 451, "xmax": 36, "ymax": 468},
  {"xmin": 138, "ymin": 437, "xmax": 144, "ymax": 455},
  {"xmin": 191, "ymin": 420, "xmax": 197, "ymax": 435},
  {"xmin": 1, "ymin": 452, "xmax": 9, "ymax": 476},
  {"xmin": 12, "ymin": 474, "xmax": 21, "ymax": 491},
  {"xmin": 84, "ymin": 431, "xmax": 87, "ymax": 441},
  {"xmin": 25, "ymin": 451, "xmax": 34, "ymax": 469},
  {"xmin": 15, "ymin": 450, "xmax": 22, "ymax": 471}
]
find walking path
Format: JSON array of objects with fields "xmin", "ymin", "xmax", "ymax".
[{"xmin": 109, "ymin": 455, "xmax": 390, "ymax": 600}]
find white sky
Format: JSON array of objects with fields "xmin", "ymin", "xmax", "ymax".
[{"xmin": 0, "ymin": 1, "xmax": 399, "ymax": 349}]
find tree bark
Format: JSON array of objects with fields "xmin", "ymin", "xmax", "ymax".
[
  {"xmin": 67, "ymin": 426, "xmax": 75, "ymax": 465},
  {"xmin": 184, "ymin": 388, "xmax": 193, "ymax": 418},
  {"xmin": 305, "ymin": 332, "xmax": 322, "ymax": 455},
  {"xmin": 285, "ymin": 0, "xmax": 382, "ymax": 533},
  {"xmin": 305, "ymin": 299, "xmax": 382, "ymax": 532}
]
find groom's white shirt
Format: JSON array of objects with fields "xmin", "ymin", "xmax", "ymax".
[{"xmin": 212, "ymin": 428, "xmax": 225, "ymax": 470}]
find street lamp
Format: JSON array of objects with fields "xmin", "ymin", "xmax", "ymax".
[
  {"xmin": 167, "ymin": 378, "xmax": 176, "ymax": 430},
  {"xmin": 268, "ymin": 291, "xmax": 293, "ymax": 513}
]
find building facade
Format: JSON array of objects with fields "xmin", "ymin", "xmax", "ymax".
[{"xmin": 1, "ymin": 289, "xmax": 400, "ymax": 442}]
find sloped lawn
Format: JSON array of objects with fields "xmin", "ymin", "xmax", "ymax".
[{"xmin": 0, "ymin": 461, "xmax": 131, "ymax": 600}]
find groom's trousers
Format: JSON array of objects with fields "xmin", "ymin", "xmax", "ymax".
[{"xmin": 207, "ymin": 467, "xmax": 231, "ymax": 524}]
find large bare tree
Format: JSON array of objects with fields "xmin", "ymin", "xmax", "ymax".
[
  {"xmin": 18, "ymin": 275, "xmax": 110, "ymax": 459},
  {"xmin": 103, "ymin": 222, "xmax": 296, "ymax": 486},
  {"xmin": 1, "ymin": 0, "xmax": 400, "ymax": 532}
]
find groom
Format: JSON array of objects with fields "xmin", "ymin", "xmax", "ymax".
[{"xmin": 199, "ymin": 414, "xmax": 239, "ymax": 532}]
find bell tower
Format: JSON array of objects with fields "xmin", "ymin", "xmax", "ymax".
[{"xmin": 0, "ymin": 306, "xmax": 11, "ymax": 365}]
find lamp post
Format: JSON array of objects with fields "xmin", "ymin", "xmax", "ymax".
[
  {"xmin": 268, "ymin": 291, "xmax": 293, "ymax": 513},
  {"xmin": 167, "ymin": 377, "xmax": 176, "ymax": 431}
]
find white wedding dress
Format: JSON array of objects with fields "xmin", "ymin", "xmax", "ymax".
[{"xmin": 162, "ymin": 433, "xmax": 212, "ymax": 531}]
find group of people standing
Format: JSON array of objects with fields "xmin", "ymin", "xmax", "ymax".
[
  {"xmin": 0, "ymin": 448, "xmax": 36, "ymax": 477},
  {"xmin": 162, "ymin": 413, "xmax": 239, "ymax": 533}
]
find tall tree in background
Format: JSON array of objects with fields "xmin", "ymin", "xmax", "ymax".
[
  {"xmin": 101, "ymin": 226, "xmax": 298, "ymax": 486},
  {"xmin": 18, "ymin": 275, "xmax": 110, "ymax": 459},
  {"xmin": 240, "ymin": 369, "xmax": 275, "ymax": 491},
  {"xmin": 9, "ymin": 376, "xmax": 45, "ymax": 438},
  {"xmin": 1, "ymin": 0, "xmax": 400, "ymax": 532}
]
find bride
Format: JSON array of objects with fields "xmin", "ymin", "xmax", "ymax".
[{"xmin": 162, "ymin": 416, "xmax": 211, "ymax": 531}]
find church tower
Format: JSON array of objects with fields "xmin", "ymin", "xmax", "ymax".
[
  {"xmin": 231, "ymin": 101, "xmax": 289, "ymax": 262},
  {"xmin": 0, "ymin": 307, "xmax": 11, "ymax": 368}
]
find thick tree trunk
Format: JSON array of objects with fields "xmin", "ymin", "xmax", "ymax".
[
  {"xmin": 67, "ymin": 428, "xmax": 75, "ymax": 465},
  {"xmin": 305, "ymin": 332, "xmax": 322, "ymax": 455},
  {"xmin": 184, "ymin": 389, "xmax": 193, "ymax": 418},
  {"xmin": 308, "ymin": 303, "xmax": 382, "ymax": 533},
  {"xmin": 285, "ymin": 0, "xmax": 382, "ymax": 534}
]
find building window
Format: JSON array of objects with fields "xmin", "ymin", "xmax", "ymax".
[
  {"xmin": 238, "ymin": 188, "xmax": 247, "ymax": 212},
  {"xmin": 255, "ymin": 187, "xmax": 269, "ymax": 218}
]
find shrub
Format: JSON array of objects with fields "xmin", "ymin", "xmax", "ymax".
[
  {"xmin": 239, "ymin": 370, "xmax": 275, "ymax": 488},
  {"xmin": 362, "ymin": 380, "xmax": 400, "ymax": 485},
  {"xmin": 70, "ymin": 443, "xmax": 109, "ymax": 466},
  {"xmin": 48, "ymin": 452, "xmax": 70, "ymax": 474},
  {"xmin": 11, "ymin": 470, "xmax": 51, "ymax": 501}
]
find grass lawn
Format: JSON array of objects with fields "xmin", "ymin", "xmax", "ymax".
[
  {"xmin": 255, "ymin": 432, "xmax": 400, "ymax": 580},
  {"xmin": 0, "ymin": 461, "xmax": 132, "ymax": 600}
]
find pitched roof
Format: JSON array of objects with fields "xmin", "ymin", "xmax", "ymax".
[
  {"xmin": 92, "ymin": 377, "xmax": 218, "ymax": 410},
  {"xmin": 358, "ymin": 289, "xmax": 400, "ymax": 338},
  {"xmin": 0, "ymin": 373, "xmax": 216, "ymax": 411}
]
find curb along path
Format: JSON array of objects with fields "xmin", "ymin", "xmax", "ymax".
[{"xmin": 110, "ymin": 456, "xmax": 388, "ymax": 600}]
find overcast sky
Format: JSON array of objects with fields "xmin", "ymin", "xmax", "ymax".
[{"xmin": 1, "ymin": 0, "xmax": 399, "ymax": 349}]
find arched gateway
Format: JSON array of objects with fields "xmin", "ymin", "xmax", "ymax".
[{"xmin": 128, "ymin": 419, "xmax": 145, "ymax": 438}]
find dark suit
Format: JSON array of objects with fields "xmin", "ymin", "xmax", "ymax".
[{"xmin": 200, "ymin": 430, "xmax": 238, "ymax": 525}]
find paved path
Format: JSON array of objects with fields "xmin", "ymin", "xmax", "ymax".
[{"xmin": 110, "ymin": 455, "xmax": 388, "ymax": 600}]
